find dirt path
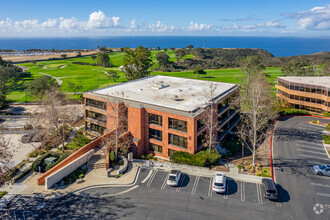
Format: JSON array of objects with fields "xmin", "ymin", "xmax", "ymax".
[{"xmin": 38, "ymin": 72, "xmax": 63, "ymax": 86}]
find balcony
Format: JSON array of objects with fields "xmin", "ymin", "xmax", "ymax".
[
  {"xmin": 218, "ymin": 108, "xmax": 240, "ymax": 130},
  {"xmin": 84, "ymin": 105, "xmax": 107, "ymax": 115},
  {"xmin": 218, "ymin": 104, "xmax": 230, "ymax": 116},
  {"xmin": 84, "ymin": 116, "xmax": 107, "ymax": 127},
  {"xmin": 276, "ymin": 93, "xmax": 330, "ymax": 112},
  {"xmin": 276, "ymin": 85, "xmax": 330, "ymax": 102}
]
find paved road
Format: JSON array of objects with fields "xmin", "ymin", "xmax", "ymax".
[{"xmin": 273, "ymin": 116, "xmax": 330, "ymax": 219}]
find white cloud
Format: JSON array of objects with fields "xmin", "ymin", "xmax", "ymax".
[
  {"xmin": 87, "ymin": 10, "xmax": 121, "ymax": 29},
  {"xmin": 41, "ymin": 19, "xmax": 58, "ymax": 28},
  {"xmin": 284, "ymin": 4, "xmax": 330, "ymax": 30},
  {"xmin": 14, "ymin": 19, "xmax": 39, "ymax": 32},
  {"xmin": 148, "ymin": 21, "xmax": 175, "ymax": 32},
  {"xmin": 220, "ymin": 20, "xmax": 285, "ymax": 31},
  {"xmin": 186, "ymin": 22, "xmax": 212, "ymax": 31}
]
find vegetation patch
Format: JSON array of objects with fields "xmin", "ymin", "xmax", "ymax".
[
  {"xmin": 60, "ymin": 166, "xmax": 87, "ymax": 185},
  {"xmin": 13, "ymin": 167, "xmax": 32, "ymax": 183},
  {"xmin": 65, "ymin": 131, "xmax": 91, "ymax": 150},
  {"xmin": 325, "ymin": 124, "xmax": 330, "ymax": 132},
  {"xmin": 0, "ymin": 191, "xmax": 7, "ymax": 199},
  {"xmin": 323, "ymin": 112, "xmax": 330, "ymax": 118},
  {"xmin": 279, "ymin": 108, "xmax": 309, "ymax": 117},
  {"xmin": 170, "ymin": 149, "xmax": 220, "ymax": 167},
  {"xmin": 221, "ymin": 135, "xmax": 241, "ymax": 157},
  {"xmin": 32, "ymin": 152, "xmax": 68, "ymax": 173},
  {"xmin": 323, "ymin": 134, "xmax": 330, "ymax": 145}
]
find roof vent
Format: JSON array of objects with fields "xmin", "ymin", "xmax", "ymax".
[
  {"xmin": 151, "ymin": 81, "xmax": 169, "ymax": 90},
  {"xmin": 172, "ymin": 95, "xmax": 184, "ymax": 102}
]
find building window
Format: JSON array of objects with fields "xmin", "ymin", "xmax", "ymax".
[
  {"xmin": 149, "ymin": 128, "xmax": 162, "ymax": 141},
  {"xmin": 88, "ymin": 123, "xmax": 105, "ymax": 134},
  {"xmin": 168, "ymin": 149, "xmax": 176, "ymax": 157},
  {"xmin": 169, "ymin": 134, "xmax": 187, "ymax": 149},
  {"xmin": 197, "ymin": 131, "xmax": 206, "ymax": 148},
  {"xmin": 148, "ymin": 113, "xmax": 162, "ymax": 126},
  {"xmin": 197, "ymin": 119, "xmax": 205, "ymax": 132},
  {"xmin": 86, "ymin": 110, "xmax": 106, "ymax": 122},
  {"xmin": 86, "ymin": 98, "xmax": 106, "ymax": 110},
  {"xmin": 149, "ymin": 143, "xmax": 163, "ymax": 153},
  {"xmin": 168, "ymin": 118, "xmax": 187, "ymax": 132}
]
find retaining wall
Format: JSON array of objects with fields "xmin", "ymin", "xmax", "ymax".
[{"xmin": 45, "ymin": 149, "xmax": 94, "ymax": 189}]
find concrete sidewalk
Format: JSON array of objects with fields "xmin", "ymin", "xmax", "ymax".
[
  {"xmin": 0, "ymin": 162, "xmax": 140, "ymax": 208},
  {"xmin": 140, "ymin": 160, "xmax": 264, "ymax": 183}
]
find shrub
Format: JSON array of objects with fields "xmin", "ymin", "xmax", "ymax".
[
  {"xmin": 45, "ymin": 153, "xmax": 69, "ymax": 171},
  {"xmin": 32, "ymin": 152, "xmax": 67, "ymax": 172},
  {"xmin": 221, "ymin": 136, "xmax": 241, "ymax": 156},
  {"xmin": 29, "ymin": 151, "xmax": 38, "ymax": 158},
  {"xmin": 323, "ymin": 135, "xmax": 330, "ymax": 144},
  {"xmin": 260, "ymin": 167, "xmax": 271, "ymax": 177},
  {"xmin": 38, "ymin": 150, "xmax": 45, "ymax": 155},
  {"xmin": 146, "ymin": 153, "xmax": 153, "ymax": 160},
  {"xmin": 325, "ymin": 124, "xmax": 330, "ymax": 131},
  {"xmin": 153, "ymin": 157, "xmax": 158, "ymax": 161},
  {"xmin": 0, "ymin": 191, "xmax": 7, "ymax": 199},
  {"xmin": 72, "ymin": 61, "xmax": 96, "ymax": 66},
  {"xmin": 279, "ymin": 108, "xmax": 309, "ymax": 117},
  {"xmin": 65, "ymin": 131, "xmax": 91, "ymax": 150},
  {"xmin": 323, "ymin": 112, "xmax": 330, "ymax": 118},
  {"xmin": 13, "ymin": 167, "xmax": 32, "ymax": 183},
  {"xmin": 61, "ymin": 166, "xmax": 87, "ymax": 185},
  {"xmin": 109, "ymin": 151, "xmax": 115, "ymax": 162},
  {"xmin": 170, "ymin": 150, "xmax": 220, "ymax": 167},
  {"xmin": 237, "ymin": 165, "xmax": 243, "ymax": 170}
]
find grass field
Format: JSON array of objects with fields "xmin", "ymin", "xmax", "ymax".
[{"xmin": 8, "ymin": 51, "xmax": 283, "ymax": 103}]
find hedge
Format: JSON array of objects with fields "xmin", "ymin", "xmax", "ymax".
[
  {"xmin": 32, "ymin": 152, "xmax": 68, "ymax": 172},
  {"xmin": 279, "ymin": 108, "xmax": 309, "ymax": 117},
  {"xmin": 13, "ymin": 167, "xmax": 32, "ymax": 183},
  {"xmin": 323, "ymin": 112, "xmax": 330, "ymax": 117},
  {"xmin": 170, "ymin": 150, "xmax": 220, "ymax": 167}
]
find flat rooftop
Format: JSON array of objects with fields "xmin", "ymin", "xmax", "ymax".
[
  {"xmin": 277, "ymin": 76, "xmax": 330, "ymax": 88},
  {"xmin": 91, "ymin": 75, "xmax": 237, "ymax": 112}
]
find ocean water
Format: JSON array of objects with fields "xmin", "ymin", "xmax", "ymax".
[{"xmin": 0, "ymin": 36, "xmax": 329, "ymax": 57}]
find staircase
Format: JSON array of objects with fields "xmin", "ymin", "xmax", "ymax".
[{"xmin": 88, "ymin": 146, "xmax": 107, "ymax": 170}]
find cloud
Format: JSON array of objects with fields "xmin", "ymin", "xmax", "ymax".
[
  {"xmin": 220, "ymin": 20, "xmax": 286, "ymax": 31},
  {"xmin": 283, "ymin": 4, "xmax": 330, "ymax": 30},
  {"xmin": 0, "ymin": 10, "xmax": 122, "ymax": 34},
  {"xmin": 186, "ymin": 22, "xmax": 212, "ymax": 31},
  {"xmin": 218, "ymin": 16, "xmax": 267, "ymax": 22},
  {"xmin": 87, "ymin": 10, "xmax": 121, "ymax": 29},
  {"xmin": 148, "ymin": 21, "xmax": 176, "ymax": 32}
]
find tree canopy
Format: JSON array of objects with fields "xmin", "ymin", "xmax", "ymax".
[
  {"xmin": 174, "ymin": 48, "xmax": 188, "ymax": 61},
  {"xmin": 156, "ymin": 51, "xmax": 170, "ymax": 69},
  {"xmin": 122, "ymin": 46, "xmax": 153, "ymax": 81},
  {"xmin": 193, "ymin": 67, "xmax": 207, "ymax": 77},
  {"xmin": 26, "ymin": 75, "xmax": 57, "ymax": 101},
  {"xmin": 281, "ymin": 60, "xmax": 314, "ymax": 76},
  {"xmin": 97, "ymin": 52, "xmax": 112, "ymax": 67}
]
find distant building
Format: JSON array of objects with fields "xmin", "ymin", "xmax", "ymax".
[
  {"xmin": 276, "ymin": 76, "xmax": 330, "ymax": 113},
  {"xmin": 83, "ymin": 75, "xmax": 240, "ymax": 159}
]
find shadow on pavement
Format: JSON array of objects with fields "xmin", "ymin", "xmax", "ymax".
[
  {"xmin": 180, "ymin": 174, "xmax": 190, "ymax": 188},
  {"xmin": 276, "ymin": 184, "xmax": 290, "ymax": 203},
  {"xmin": 226, "ymin": 178, "xmax": 238, "ymax": 195}
]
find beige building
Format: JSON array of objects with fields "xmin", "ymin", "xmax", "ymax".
[{"xmin": 275, "ymin": 76, "xmax": 330, "ymax": 113}]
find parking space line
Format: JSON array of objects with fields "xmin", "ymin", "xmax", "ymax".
[
  {"xmin": 296, "ymin": 145, "xmax": 325, "ymax": 151},
  {"xmin": 298, "ymin": 154, "xmax": 329, "ymax": 161},
  {"xmin": 176, "ymin": 174, "xmax": 186, "ymax": 192},
  {"xmin": 311, "ymin": 183, "xmax": 330, "ymax": 188},
  {"xmin": 256, "ymin": 184, "xmax": 263, "ymax": 205},
  {"xmin": 224, "ymin": 180, "xmax": 229, "ymax": 199},
  {"xmin": 208, "ymin": 178, "xmax": 213, "ymax": 197},
  {"xmin": 146, "ymin": 170, "xmax": 157, "ymax": 187},
  {"xmin": 317, "ymin": 193, "xmax": 330, "ymax": 198},
  {"xmin": 307, "ymin": 174, "xmax": 330, "ymax": 180},
  {"xmin": 277, "ymin": 202, "xmax": 282, "ymax": 207},
  {"xmin": 191, "ymin": 176, "xmax": 200, "ymax": 195},
  {"xmin": 241, "ymin": 181, "xmax": 245, "ymax": 202},
  {"xmin": 297, "ymin": 148, "xmax": 327, "ymax": 156},
  {"xmin": 298, "ymin": 141, "xmax": 323, "ymax": 146},
  {"xmin": 161, "ymin": 173, "xmax": 169, "ymax": 190}
]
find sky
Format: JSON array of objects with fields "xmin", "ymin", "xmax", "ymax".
[{"xmin": 0, "ymin": 0, "xmax": 329, "ymax": 37}]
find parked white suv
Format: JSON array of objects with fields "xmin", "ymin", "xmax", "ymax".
[
  {"xmin": 167, "ymin": 170, "xmax": 182, "ymax": 186},
  {"xmin": 212, "ymin": 172, "xmax": 226, "ymax": 193},
  {"xmin": 312, "ymin": 164, "xmax": 330, "ymax": 176}
]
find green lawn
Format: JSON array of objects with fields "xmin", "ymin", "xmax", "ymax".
[{"xmin": 8, "ymin": 52, "xmax": 283, "ymax": 103}]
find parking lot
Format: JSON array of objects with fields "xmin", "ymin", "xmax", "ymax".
[
  {"xmin": 296, "ymin": 122, "xmax": 330, "ymax": 206},
  {"xmin": 140, "ymin": 169, "xmax": 282, "ymax": 208}
]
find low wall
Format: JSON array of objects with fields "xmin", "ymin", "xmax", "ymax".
[
  {"xmin": 37, "ymin": 130, "xmax": 115, "ymax": 185},
  {"xmin": 45, "ymin": 149, "xmax": 94, "ymax": 189}
]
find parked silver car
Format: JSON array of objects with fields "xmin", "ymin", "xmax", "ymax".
[
  {"xmin": 167, "ymin": 170, "xmax": 182, "ymax": 186},
  {"xmin": 312, "ymin": 164, "xmax": 330, "ymax": 176}
]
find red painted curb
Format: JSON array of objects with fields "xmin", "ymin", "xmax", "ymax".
[{"xmin": 269, "ymin": 114, "xmax": 330, "ymax": 182}]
